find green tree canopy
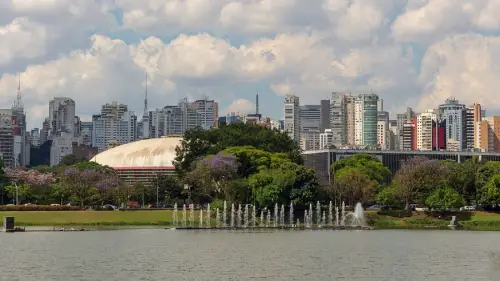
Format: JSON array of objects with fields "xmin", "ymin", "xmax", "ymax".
[
  {"xmin": 334, "ymin": 167, "xmax": 375, "ymax": 205},
  {"xmin": 174, "ymin": 123, "xmax": 301, "ymax": 177},
  {"xmin": 480, "ymin": 174, "xmax": 500, "ymax": 206},
  {"xmin": 375, "ymin": 186, "xmax": 399, "ymax": 207},
  {"xmin": 332, "ymin": 154, "xmax": 391, "ymax": 189},
  {"xmin": 426, "ymin": 186, "xmax": 465, "ymax": 212}
]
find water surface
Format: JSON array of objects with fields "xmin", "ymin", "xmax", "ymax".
[{"xmin": 1, "ymin": 229, "xmax": 499, "ymax": 280}]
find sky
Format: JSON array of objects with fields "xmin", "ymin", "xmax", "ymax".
[{"xmin": 2, "ymin": 0, "xmax": 500, "ymax": 129}]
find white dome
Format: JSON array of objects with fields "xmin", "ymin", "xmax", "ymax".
[{"xmin": 90, "ymin": 137, "xmax": 182, "ymax": 168}]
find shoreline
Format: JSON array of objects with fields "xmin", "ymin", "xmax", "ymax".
[{"xmin": 3, "ymin": 210, "xmax": 500, "ymax": 232}]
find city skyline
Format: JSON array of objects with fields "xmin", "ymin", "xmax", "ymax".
[{"xmin": 2, "ymin": 1, "xmax": 500, "ymax": 132}]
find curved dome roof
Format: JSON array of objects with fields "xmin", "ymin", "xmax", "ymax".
[{"xmin": 90, "ymin": 137, "xmax": 182, "ymax": 168}]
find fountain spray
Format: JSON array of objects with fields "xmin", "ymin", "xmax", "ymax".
[
  {"xmin": 182, "ymin": 204, "xmax": 187, "ymax": 227},
  {"xmin": 200, "ymin": 208, "xmax": 203, "ymax": 227},
  {"xmin": 173, "ymin": 203, "xmax": 178, "ymax": 227},
  {"xmin": 289, "ymin": 202, "xmax": 294, "ymax": 227},
  {"xmin": 328, "ymin": 201, "xmax": 333, "ymax": 226},
  {"xmin": 316, "ymin": 201, "xmax": 321, "ymax": 226},
  {"xmin": 223, "ymin": 201, "xmax": 227, "ymax": 227},
  {"xmin": 206, "ymin": 203, "xmax": 211, "ymax": 227}
]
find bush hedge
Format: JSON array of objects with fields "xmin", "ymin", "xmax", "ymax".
[
  {"xmin": 0, "ymin": 205, "xmax": 81, "ymax": 211},
  {"xmin": 377, "ymin": 209, "xmax": 412, "ymax": 218}
]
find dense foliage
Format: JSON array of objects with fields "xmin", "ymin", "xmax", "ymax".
[{"xmin": 173, "ymin": 123, "xmax": 301, "ymax": 177}]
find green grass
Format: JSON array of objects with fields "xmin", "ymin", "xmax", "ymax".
[
  {"xmin": 0, "ymin": 210, "xmax": 193, "ymax": 226},
  {"xmin": 367, "ymin": 210, "xmax": 500, "ymax": 231}
]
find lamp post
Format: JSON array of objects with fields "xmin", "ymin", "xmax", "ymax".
[{"xmin": 12, "ymin": 181, "xmax": 19, "ymax": 205}]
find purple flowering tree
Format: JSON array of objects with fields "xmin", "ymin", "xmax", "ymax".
[
  {"xmin": 62, "ymin": 167, "xmax": 120, "ymax": 208},
  {"xmin": 185, "ymin": 153, "xmax": 239, "ymax": 200},
  {"xmin": 4, "ymin": 168, "xmax": 54, "ymax": 187}
]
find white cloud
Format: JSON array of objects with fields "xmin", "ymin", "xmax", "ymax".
[
  {"xmin": 222, "ymin": 99, "xmax": 256, "ymax": 115},
  {"xmin": 0, "ymin": 18, "xmax": 50, "ymax": 66},
  {"xmin": 392, "ymin": 0, "xmax": 500, "ymax": 44},
  {"xmin": 418, "ymin": 34, "xmax": 500, "ymax": 110}
]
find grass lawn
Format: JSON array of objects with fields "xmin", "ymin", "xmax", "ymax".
[{"xmin": 0, "ymin": 210, "xmax": 197, "ymax": 226}]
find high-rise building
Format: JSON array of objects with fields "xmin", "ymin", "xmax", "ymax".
[
  {"xmin": 80, "ymin": 122, "xmax": 93, "ymax": 146},
  {"xmin": 396, "ymin": 108, "xmax": 415, "ymax": 150},
  {"xmin": 354, "ymin": 94, "xmax": 379, "ymax": 146},
  {"xmin": 345, "ymin": 95, "xmax": 356, "ymax": 145},
  {"xmin": 30, "ymin": 128, "xmax": 40, "ymax": 147},
  {"xmin": 92, "ymin": 110, "xmax": 137, "ymax": 152},
  {"xmin": 476, "ymin": 118, "xmax": 493, "ymax": 152},
  {"xmin": 0, "ymin": 109, "xmax": 14, "ymax": 167},
  {"xmin": 330, "ymin": 92, "xmax": 348, "ymax": 146},
  {"xmin": 468, "ymin": 103, "xmax": 482, "ymax": 150},
  {"xmin": 39, "ymin": 118, "xmax": 50, "ymax": 145},
  {"xmin": 377, "ymin": 111, "xmax": 389, "ymax": 149},
  {"xmin": 320, "ymin": 100, "xmax": 330, "ymax": 133},
  {"xmin": 319, "ymin": 129, "xmax": 333, "ymax": 149},
  {"xmin": 417, "ymin": 109, "xmax": 438, "ymax": 151},
  {"xmin": 49, "ymin": 97, "xmax": 76, "ymax": 135},
  {"xmin": 190, "ymin": 98, "xmax": 219, "ymax": 130},
  {"xmin": 284, "ymin": 95, "xmax": 300, "ymax": 142},
  {"xmin": 300, "ymin": 105, "xmax": 321, "ymax": 131},
  {"xmin": 11, "ymin": 74, "xmax": 28, "ymax": 166},
  {"xmin": 300, "ymin": 131, "xmax": 321, "ymax": 151},
  {"xmin": 440, "ymin": 98, "xmax": 466, "ymax": 151}
]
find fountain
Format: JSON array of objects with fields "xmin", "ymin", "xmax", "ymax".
[
  {"xmin": 252, "ymin": 205, "xmax": 256, "ymax": 227},
  {"xmin": 308, "ymin": 204, "xmax": 313, "ymax": 227},
  {"xmin": 274, "ymin": 204, "xmax": 278, "ymax": 227},
  {"xmin": 341, "ymin": 202, "xmax": 366, "ymax": 227},
  {"xmin": 328, "ymin": 201, "xmax": 333, "ymax": 226},
  {"xmin": 316, "ymin": 201, "xmax": 321, "ymax": 226},
  {"xmin": 173, "ymin": 203, "xmax": 178, "ymax": 227},
  {"xmin": 182, "ymin": 204, "xmax": 187, "ymax": 227},
  {"xmin": 280, "ymin": 204, "xmax": 285, "ymax": 227},
  {"xmin": 230, "ymin": 203, "xmax": 235, "ymax": 227},
  {"xmin": 171, "ymin": 201, "xmax": 371, "ymax": 230},
  {"xmin": 189, "ymin": 204, "xmax": 194, "ymax": 227},
  {"xmin": 244, "ymin": 204, "xmax": 249, "ymax": 227},
  {"xmin": 216, "ymin": 208, "xmax": 220, "ymax": 228},
  {"xmin": 341, "ymin": 201, "xmax": 346, "ymax": 226},
  {"xmin": 237, "ymin": 204, "xmax": 242, "ymax": 228},
  {"xmin": 223, "ymin": 201, "xmax": 227, "ymax": 227},
  {"xmin": 335, "ymin": 206, "xmax": 339, "ymax": 227},
  {"xmin": 206, "ymin": 203, "xmax": 211, "ymax": 228}
]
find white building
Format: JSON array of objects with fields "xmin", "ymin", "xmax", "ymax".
[
  {"xmin": 300, "ymin": 130, "xmax": 321, "ymax": 151},
  {"xmin": 50, "ymin": 132, "xmax": 81, "ymax": 166},
  {"xmin": 92, "ymin": 109, "xmax": 137, "ymax": 152},
  {"xmin": 354, "ymin": 99, "xmax": 364, "ymax": 145},
  {"xmin": 190, "ymin": 99, "xmax": 219, "ymax": 130},
  {"xmin": 377, "ymin": 121, "xmax": 388, "ymax": 149},
  {"xmin": 49, "ymin": 97, "xmax": 76, "ymax": 135},
  {"xmin": 0, "ymin": 109, "xmax": 14, "ymax": 167},
  {"xmin": 440, "ymin": 98, "xmax": 466, "ymax": 151},
  {"xmin": 417, "ymin": 109, "xmax": 438, "ymax": 151},
  {"xmin": 320, "ymin": 129, "xmax": 333, "ymax": 149},
  {"xmin": 284, "ymin": 95, "xmax": 300, "ymax": 142}
]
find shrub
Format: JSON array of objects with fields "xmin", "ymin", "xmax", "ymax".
[
  {"xmin": 0, "ymin": 205, "xmax": 81, "ymax": 211},
  {"xmin": 377, "ymin": 209, "xmax": 412, "ymax": 218}
]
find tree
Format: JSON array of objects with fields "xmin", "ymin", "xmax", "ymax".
[
  {"xmin": 334, "ymin": 167, "xmax": 375, "ymax": 205},
  {"xmin": 480, "ymin": 174, "xmax": 500, "ymax": 206},
  {"xmin": 60, "ymin": 154, "xmax": 86, "ymax": 166},
  {"xmin": 426, "ymin": 187, "xmax": 465, "ymax": 213},
  {"xmin": 61, "ymin": 167, "xmax": 120, "ymax": 208},
  {"xmin": 476, "ymin": 161, "xmax": 500, "ymax": 204},
  {"xmin": 153, "ymin": 175, "xmax": 186, "ymax": 204},
  {"xmin": 174, "ymin": 123, "xmax": 301, "ymax": 177},
  {"xmin": 376, "ymin": 186, "xmax": 399, "ymax": 207},
  {"xmin": 393, "ymin": 157, "xmax": 446, "ymax": 210},
  {"xmin": 332, "ymin": 154, "xmax": 391, "ymax": 193},
  {"xmin": 441, "ymin": 158, "xmax": 481, "ymax": 203},
  {"xmin": 184, "ymin": 153, "xmax": 240, "ymax": 201}
]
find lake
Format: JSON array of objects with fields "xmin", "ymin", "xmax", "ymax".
[{"xmin": 1, "ymin": 229, "xmax": 500, "ymax": 280}]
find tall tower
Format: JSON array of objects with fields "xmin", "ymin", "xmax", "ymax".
[
  {"xmin": 256, "ymin": 93, "xmax": 259, "ymax": 115},
  {"xmin": 284, "ymin": 95, "xmax": 300, "ymax": 142},
  {"xmin": 141, "ymin": 72, "xmax": 150, "ymax": 139},
  {"xmin": 13, "ymin": 73, "xmax": 23, "ymax": 110}
]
